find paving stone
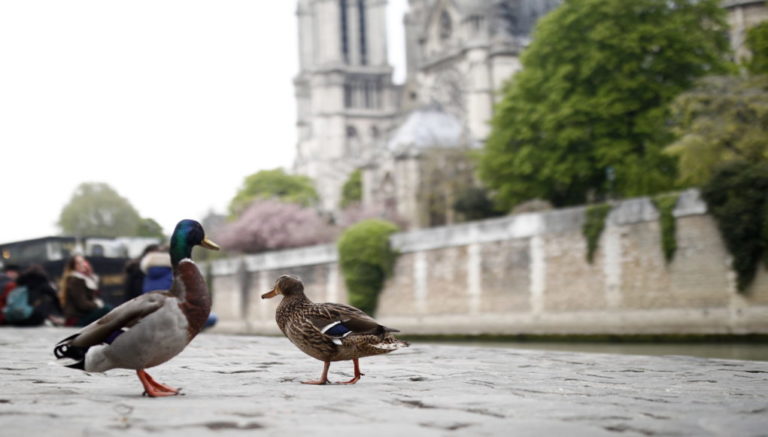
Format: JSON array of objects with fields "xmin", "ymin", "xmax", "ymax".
[{"xmin": 0, "ymin": 328, "xmax": 766, "ymax": 436}]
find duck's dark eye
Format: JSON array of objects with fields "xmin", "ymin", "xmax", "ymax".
[{"xmin": 190, "ymin": 229, "xmax": 203, "ymax": 244}]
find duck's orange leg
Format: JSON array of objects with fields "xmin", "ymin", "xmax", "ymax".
[
  {"xmin": 137, "ymin": 369, "xmax": 181, "ymax": 397},
  {"xmin": 338, "ymin": 358, "xmax": 364, "ymax": 385},
  {"xmin": 302, "ymin": 361, "xmax": 331, "ymax": 385}
]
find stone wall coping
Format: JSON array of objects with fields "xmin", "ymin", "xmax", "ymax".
[
  {"xmin": 210, "ymin": 189, "xmax": 708, "ymax": 271},
  {"xmin": 723, "ymin": 0, "xmax": 765, "ymax": 8},
  {"xmin": 392, "ymin": 188, "xmax": 707, "ymax": 253},
  {"xmin": 211, "ymin": 243, "xmax": 338, "ymax": 275}
]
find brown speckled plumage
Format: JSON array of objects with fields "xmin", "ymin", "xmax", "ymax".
[{"xmin": 263, "ymin": 275, "xmax": 408, "ymax": 384}]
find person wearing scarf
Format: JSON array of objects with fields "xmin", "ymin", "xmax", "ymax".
[{"xmin": 59, "ymin": 254, "xmax": 112, "ymax": 327}]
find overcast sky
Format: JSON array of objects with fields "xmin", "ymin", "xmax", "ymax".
[{"xmin": 0, "ymin": 0, "xmax": 408, "ymax": 244}]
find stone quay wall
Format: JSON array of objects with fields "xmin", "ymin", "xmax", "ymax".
[{"xmin": 208, "ymin": 189, "xmax": 768, "ymax": 335}]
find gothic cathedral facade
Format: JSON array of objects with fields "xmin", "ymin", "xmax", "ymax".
[
  {"xmin": 294, "ymin": 0, "xmax": 561, "ymax": 227},
  {"xmin": 294, "ymin": 0, "xmax": 768, "ymax": 229},
  {"xmin": 294, "ymin": 0, "xmax": 400, "ymax": 213}
]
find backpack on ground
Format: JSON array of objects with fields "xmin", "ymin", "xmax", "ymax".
[{"xmin": 2, "ymin": 285, "xmax": 33, "ymax": 322}]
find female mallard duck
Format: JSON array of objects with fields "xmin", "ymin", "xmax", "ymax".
[
  {"xmin": 53, "ymin": 219, "xmax": 219, "ymax": 397},
  {"xmin": 261, "ymin": 274, "xmax": 409, "ymax": 385}
]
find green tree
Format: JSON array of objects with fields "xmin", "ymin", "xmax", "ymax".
[
  {"xmin": 453, "ymin": 187, "xmax": 503, "ymax": 222},
  {"xmin": 666, "ymin": 75, "xmax": 768, "ymax": 185},
  {"xmin": 340, "ymin": 169, "xmax": 362, "ymax": 208},
  {"xmin": 58, "ymin": 182, "xmax": 143, "ymax": 237},
  {"xmin": 745, "ymin": 21, "xmax": 768, "ymax": 75},
  {"xmin": 136, "ymin": 218, "xmax": 165, "ymax": 239},
  {"xmin": 228, "ymin": 169, "xmax": 319, "ymax": 217},
  {"xmin": 478, "ymin": 0, "xmax": 730, "ymax": 211}
]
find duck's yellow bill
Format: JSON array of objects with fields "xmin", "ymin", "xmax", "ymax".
[
  {"xmin": 261, "ymin": 289, "xmax": 278, "ymax": 299},
  {"xmin": 201, "ymin": 238, "xmax": 220, "ymax": 251}
]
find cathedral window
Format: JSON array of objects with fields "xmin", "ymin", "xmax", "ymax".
[
  {"xmin": 363, "ymin": 81, "xmax": 372, "ymax": 108},
  {"xmin": 439, "ymin": 10, "xmax": 452, "ymax": 40},
  {"xmin": 358, "ymin": 0, "xmax": 368, "ymax": 65},
  {"xmin": 497, "ymin": 3, "xmax": 517, "ymax": 36},
  {"xmin": 343, "ymin": 77, "xmax": 383, "ymax": 110},
  {"xmin": 346, "ymin": 126, "xmax": 360, "ymax": 157},
  {"xmin": 470, "ymin": 15, "xmax": 483, "ymax": 33},
  {"xmin": 344, "ymin": 83, "xmax": 353, "ymax": 108},
  {"xmin": 340, "ymin": 0, "xmax": 350, "ymax": 63},
  {"xmin": 374, "ymin": 79, "xmax": 383, "ymax": 108}
]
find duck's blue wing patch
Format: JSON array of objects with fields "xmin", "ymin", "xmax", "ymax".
[
  {"xmin": 104, "ymin": 328, "xmax": 126, "ymax": 344},
  {"xmin": 323, "ymin": 322, "xmax": 351, "ymax": 337}
]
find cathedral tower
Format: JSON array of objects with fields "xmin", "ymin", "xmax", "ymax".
[{"xmin": 294, "ymin": 0, "xmax": 399, "ymax": 212}]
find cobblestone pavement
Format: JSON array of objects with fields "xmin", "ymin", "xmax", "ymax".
[{"xmin": 0, "ymin": 327, "xmax": 767, "ymax": 436}]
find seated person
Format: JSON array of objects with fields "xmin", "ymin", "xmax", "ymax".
[
  {"xmin": 59, "ymin": 255, "xmax": 112, "ymax": 327},
  {"xmin": 4, "ymin": 265, "xmax": 64, "ymax": 326}
]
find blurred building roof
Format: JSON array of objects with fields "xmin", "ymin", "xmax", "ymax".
[{"xmin": 387, "ymin": 105, "xmax": 465, "ymax": 155}]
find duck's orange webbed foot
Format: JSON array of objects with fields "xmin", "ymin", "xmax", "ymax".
[
  {"xmin": 301, "ymin": 379, "xmax": 330, "ymax": 385},
  {"xmin": 337, "ymin": 358, "xmax": 364, "ymax": 385},
  {"xmin": 301, "ymin": 361, "xmax": 331, "ymax": 385},
  {"xmin": 137, "ymin": 369, "xmax": 181, "ymax": 397}
]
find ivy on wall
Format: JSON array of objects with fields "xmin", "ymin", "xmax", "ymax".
[
  {"xmin": 337, "ymin": 219, "xmax": 400, "ymax": 315},
  {"xmin": 582, "ymin": 204, "xmax": 613, "ymax": 264},
  {"xmin": 701, "ymin": 161, "xmax": 768, "ymax": 292},
  {"xmin": 651, "ymin": 193, "xmax": 680, "ymax": 264}
]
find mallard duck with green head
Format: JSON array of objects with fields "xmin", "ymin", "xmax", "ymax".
[
  {"xmin": 262, "ymin": 274, "xmax": 409, "ymax": 385},
  {"xmin": 53, "ymin": 219, "xmax": 219, "ymax": 397}
]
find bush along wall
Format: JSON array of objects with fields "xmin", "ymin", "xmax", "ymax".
[
  {"xmin": 702, "ymin": 161, "xmax": 768, "ymax": 292},
  {"xmin": 652, "ymin": 193, "xmax": 680, "ymax": 264},
  {"xmin": 582, "ymin": 204, "xmax": 613, "ymax": 264},
  {"xmin": 337, "ymin": 219, "xmax": 400, "ymax": 315}
]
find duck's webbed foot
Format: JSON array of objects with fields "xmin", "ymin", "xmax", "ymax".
[
  {"xmin": 337, "ymin": 358, "xmax": 364, "ymax": 385},
  {"xmin": 301, "ymin": 379, "xmax": 330, "ymax": 385},
  {"xmin": 137, "ymin": 369, "xmax": 182, "ymax": 397},
  {"xmin": 301, "ymin": 361, "xmax": 331, "ymax": 385}
]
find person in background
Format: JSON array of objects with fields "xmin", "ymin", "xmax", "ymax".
[
  {"xmin": 123, "ymin": 243, "xmax": 159, "ymax": 302},
  {"xmin": 0, "ymin": 264, "xmax": 22, "ymax": 325},
  {"xmin": 7, "ymin": 265, "xmax": 64, "ymax": 326},
  {"xmin": 140, "ymin": 245, "xmax": 172, "ymax": 293},
  {"xmin": 59, "ymin": 254, "xmax": 112, "ymax": 327},
  {"xmin": 140, "ymin": 246, "xmax": 217, "ymax": 329},
  {"xmin": 0, "ymin": 264, "xmax": 21, "ymax": 295}
]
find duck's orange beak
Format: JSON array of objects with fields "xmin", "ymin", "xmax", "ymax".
[{"xmin": 261, "ymin": 288, "xmax": 278, "ymax": 299}]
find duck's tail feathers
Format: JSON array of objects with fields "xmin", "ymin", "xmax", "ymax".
[
  {"xmin": 54, "ymin": 334, "xmax": 88, "ymax": 370},
  {"xmin": 371, "ymin": 325, "xmax": 399, "ymax": 339},
  {"xmin": 373, "ymin": 336, "xmax": 410, "ymax": 351}
]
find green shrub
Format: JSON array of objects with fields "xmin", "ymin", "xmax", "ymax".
[
  {"xmin": 652, "ymin": 194, "xmax": 680, "ymax": 264},
  {"xmin": 582, "ymin": 204, "xmax": 613, "ymax": 264},
  {"xmin": 337, "ymin": 219, "xmax": 399, "ymax": 314},
  {"xmin": 340, "ymin": 169, "xmax": 363, "ymax": 209},
  {"xmin": 702, "ymin": 161, "xmax": 768, "ymax": 292}
]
